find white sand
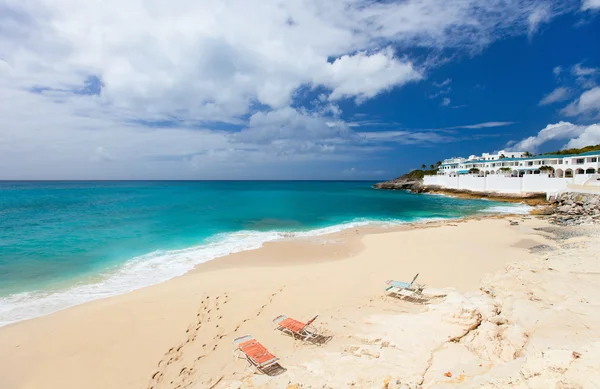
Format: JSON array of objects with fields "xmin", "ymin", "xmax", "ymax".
[{"xmin": 0, "ymin": 217, "xmax": 598, "ymax": 389}]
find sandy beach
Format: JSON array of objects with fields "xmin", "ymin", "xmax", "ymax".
[{"xmin": 1, "ymin": 215, "xmax": 599, "ymax": 389}]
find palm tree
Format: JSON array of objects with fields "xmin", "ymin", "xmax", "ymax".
[
  {"xmin": 430, "ymin": 164, "xmax": 435, "ymax": 170},
  {"xmin": 421, "ymin": 164, "xmax": 426, "ymax": 169},
  {"xmin": 523, "ymin": 151, "xmax": 532, "ymax": 157},
  {"xmin": 436, "ymin": 161, "xmax": 442, "ymax": 167}
]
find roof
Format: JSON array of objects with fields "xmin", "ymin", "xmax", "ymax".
[{"xmin": 441, "ymin": 150, "xmax": 600, "ymax": 166}]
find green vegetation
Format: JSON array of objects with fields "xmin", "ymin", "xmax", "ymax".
[
  {"xmin": 539, "ymin": 165, "xmax": 554, "ymax": 172},
  {"xmin": 400, "ymin": 169, "xmax": 438, "ymax": 180},
  {"xmin": 499, "ymin": 167, "xmax": 511, "ymax": 173},
  {"xmin": 468, "ymin": 167, "xmax": 480, "ymax": 174},
  {"xmin": 542, "ymin": 144, "xmax": 600, "ymax": 156}
]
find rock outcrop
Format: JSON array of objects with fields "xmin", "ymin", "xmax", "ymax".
[
  {"xmin": 548, "ymin": 192, "xmax": 600, "ymax": 225},
  {"xmin": 374, "ymin": 178, "xmax": 547, "ymax": 205},
  {"xmin": 372, "ymin": 178, "xmax": 423, "ymax": 191}
]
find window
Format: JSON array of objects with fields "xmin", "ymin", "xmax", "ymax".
[
  {"xmin": 558, "ymin": 160, "xmax": 563, "ymax": 164},
  {"xmin": 528, "ymin": 162, "xmax": 533, "ymax": 166},
  {"xmin": 576, "ymin": 159, "xmax": 584, "ymax": 164},
  {"xmin": 592, "ymin": 157, "xmax": 598, "ymax": 163}
]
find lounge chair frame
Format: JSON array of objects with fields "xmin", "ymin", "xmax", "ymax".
[
  {"xmin": 272, "ymin": 315, "xmax": 332, "ymax": 345},
  {"xmin": 232, "ymin": 335, "xmax": 286, "ymax": 376},
  {"xmin": 385, "ymin": 273, "xmax": 427, "ymax": 302}
]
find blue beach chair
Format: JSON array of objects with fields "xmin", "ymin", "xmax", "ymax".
[{"xmin": 384, "ymin": 273, "xmax": 425, "ymax": 300}]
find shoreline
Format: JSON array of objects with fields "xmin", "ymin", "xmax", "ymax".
[
  {"xmin": 0, "ymin": 207, "xmax": 531, "ymax": 329},
  {"xmin": 419, "ymin": 186, "xmax": 548, "ymax": 205},
  {"xmin": 0, "ymin": 213, "xmax": 566, "ymax": 389}
]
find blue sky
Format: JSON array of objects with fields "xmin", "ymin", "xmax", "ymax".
[{"xmin": 0, "ymin": 0, "xmax": 599, "ymax": 179}]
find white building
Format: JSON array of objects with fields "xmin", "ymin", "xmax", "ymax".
[
  {"xmin": 438, "ymin": 150, "xmax": 600, "ymax": 178},
  {"xmin": 430, "ymin": 149, "xmax": 600, "ymax": 196}
]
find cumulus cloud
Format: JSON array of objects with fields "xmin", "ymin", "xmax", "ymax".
[
  {"xmin": 510, "ymin": 121, "xmax": 599, "ymax": 152},
  {"xmin": 441, "ymin": 97, "xmax": 451, "ymax": 106},
  {"xmin": 0, "ymin": 0, "xmax": 582, "ymax": 178},
  {"xmin": 233, "ymin": 107, "xmax": 351, "ymax": 147},
  {"xmin": 564, "ymin": 124, "xmax": 600, "ymax": 148},
  {"xmin": 562, "ymin": 87, "xmax": 600, "ymax": 117},
  {"xmin": 318, "ymin": 48, "xmax": 422, "ymax": 102},
  {"xmin": 538, "ymin": 87, "xmax": 571, "ymax": 105}
]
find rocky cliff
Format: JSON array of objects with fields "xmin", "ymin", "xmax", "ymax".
[
  {"xmin": 372, "ymin": 176, "xmax": 423, "ymax": 191},
  {"xmin": 373, "ymin": 176, "xmax": 547, "ymax": 205},
  {"xmin": 547, "ymin": 192, "xmax": 600, "ymax": 225}
]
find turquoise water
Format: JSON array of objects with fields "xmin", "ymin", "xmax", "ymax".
[{"xmin": 0, "ymin": 181, "xmax": 527, "ymax": 325}]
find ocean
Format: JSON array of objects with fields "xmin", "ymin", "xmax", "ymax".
[{"xmin": 0, "ymin": 181, "xmax": 529, "ymax": 326}]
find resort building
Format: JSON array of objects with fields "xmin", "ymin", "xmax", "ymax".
[
  {"xmin": 438, "ymin": 150, "xmax": 600, "ymax": 178},
  {"xmin": 428, "ymin": 149, "xmax": 600, "ymax": 197}
]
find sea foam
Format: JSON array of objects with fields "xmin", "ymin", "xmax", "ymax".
[
  {"xmin": 0, "ymin": 202, "xmax": 526, "ymax": 327},
  {"xmin": 0, "ymin": 219, "xmax": 399, "ymax": 327}
]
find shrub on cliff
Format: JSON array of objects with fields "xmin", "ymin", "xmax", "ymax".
[
  {"xmin": 543, "ymin": 144, "xmax": 600, "ymax": 156},
  {"xmin": 400, "ymin": 169, "xmax": 437, "ymax": 180}
]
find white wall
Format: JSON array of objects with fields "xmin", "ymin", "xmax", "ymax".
[
  {"xmin": 522, "ymin": 175, "xmax": 570, "ymax": 193},
  {"xmin": 423, "ymin": 174, "xmax": 592, "ymax": 194},
  {"xmin": 485, "ymin": 175, "xmax": 521, "ymax": 193},
  {"xmin": 424, "ymin": 175, "xmax": 459, "ymax": 189}
]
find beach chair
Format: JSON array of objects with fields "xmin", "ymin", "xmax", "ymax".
[
  {"xmin": 273, "ymin": 314, "xmax": 332, "ymax": 345},
  {"xmin": 233, "ymin": 335, "xmax": 286, "ymax": 376},
  {"xmin": 385, "ymin": 273, "xmax": 426, "ymax": 301}
]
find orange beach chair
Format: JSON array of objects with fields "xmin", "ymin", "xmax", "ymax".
[
  {"xmin": 233, "ymin": 335, "xmax": 286, "ymax": 376},
  {"xmin": 273, "ymin": 314, "xmax": 332, "ymax": 345}
]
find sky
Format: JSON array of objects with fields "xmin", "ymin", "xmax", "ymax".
[{"xmin": 1, "ymin": 0, "xmax": 600, "ymax": 180}]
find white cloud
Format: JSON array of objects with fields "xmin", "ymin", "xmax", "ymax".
[
  {"xmin": 571, "ymin": 63, "xmax": 599, "ymax": 89},
  {"xmin": 318, "ymin": 48, "xmax": 421, "ymax": 103},
  {"xmin": 433, "ymin": 78, "xmax": 452, "ymax": 88},
  {"xmin": 572, "ymin": 64, "xmax": 598, "ymax": 77},
  {"xmin": 359, "ymin": 131, "xmax": 453, "ymax": 145},
  {"xmin": 0, "ymin": 0, "xmax": 582, "ymax": 178},
  {"xmin": 447, "ymin": 121, "xmax": 515, "ymax": 129},
  {"xmin": 233, "ymin": 107, "xmax": 351, "ymax": 146},
  {"xmin": 341, "ymin": 167, "xmax": 387, "ymax": 177},
  {"xmin": 582, "ymin": 0, "xmax": 600, "ymax": 10},
  {"xmin": 553, "ymin": 66, "xmax": 563, "ymax": 76},
  {"xmin": 562, "ymin": 87, "xmax": 600, "ymax": 117},
  {"xmin": 564, "ymin": 124, "xmax": 600, "ymax": 148},
  {"xmin": 527, "ymin": 4, "xmax": 552, "ymax": 38},
  {"xmin": 510, "ymin": 121, "xmax": 593, "ymax": 152},
  {"xmin": 538, "ymin": 87, "xmax": 571, "ymax": 105},
  {"xmin": 441, "ymin": 97, "xmax": 451, "ymax": 106}
]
